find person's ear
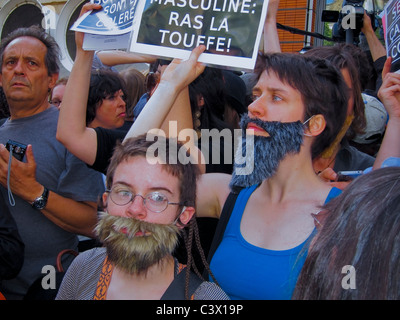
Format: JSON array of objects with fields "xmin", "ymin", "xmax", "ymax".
[
  {"xmin": 176, "ymin": 206, "xmax": 195, "ymax": 228},
  {"xmin": 304, "ymin": 114, "xmax": 326, "ymax": 137},
  {"xmin": 48, "ymin": 73, "xmax": 59, "ymax": 91},
  {"xmin": 102, "ymin": 192, "xmax": 109, "ymax": 208}
]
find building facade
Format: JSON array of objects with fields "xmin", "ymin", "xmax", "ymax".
[{"xmin": 0, "ymin": 0, "xmax": 388, "ymax": 75}]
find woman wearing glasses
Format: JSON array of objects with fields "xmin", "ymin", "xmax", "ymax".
[{"xmin": 56, "ymin": 135, "xmax": 228, "ymax": 300}]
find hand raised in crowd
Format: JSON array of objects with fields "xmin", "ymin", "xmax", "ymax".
[
  {"xmin": 378, "ymin": 57, "xmax": 400, "ymax": 119},
  {"xmin": 263, "ymin": 0, "xmax": 281, "ymax": 53},
  {"xmin": 75, "ymin": 2, "xmax": 103, "ymax": 53},
  {"xmin": 157, "ymin": 46, "xmax": 206, "ymax": 94},
  {"xmin": 373, "ymin": 57, "xmax": 400, "ymax": 169}
]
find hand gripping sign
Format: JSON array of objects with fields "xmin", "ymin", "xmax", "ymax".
[
  {"xmin": 72, "ymin": 0, "xmax": 139, "ymax": 35},
  {"xmin": 70, "ymin": 0, "xmax": 139, "ymax": 50}
]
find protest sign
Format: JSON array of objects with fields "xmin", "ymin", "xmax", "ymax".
[
  {"xmin": 384, "ymin": 0, "xmax": 400, "ymax": 73},
  {"xmin": 82, "ymin": 33, "xmax": 131, "ymax": 50},
  {"xmin": 71, "ymin": 0, "xmax": 138, "ymax": 35},
  {"xmin": 129, "ymin": 0, "xmax": 269, "ymax": 70},
  {"xmin": 70, "ymin": 0, "xmax": 138, "ymax": 49}
]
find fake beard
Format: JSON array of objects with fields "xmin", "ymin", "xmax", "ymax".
[
  {"xmin": 95, "ymin": 212, "xmax": 180, "ymax": 275},
  {"xmin": 230, "ymin": 114, "xmax": 305, "ymax": 191}
]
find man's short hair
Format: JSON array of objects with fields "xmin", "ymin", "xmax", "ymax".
[{"xmin": 0, "ymin": 25, "xmax": 60, "ymax": 76}]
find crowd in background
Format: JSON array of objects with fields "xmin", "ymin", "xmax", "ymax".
[{"xmin": 0, "ymin": 0, "xmax": 399, "ymax": 301}]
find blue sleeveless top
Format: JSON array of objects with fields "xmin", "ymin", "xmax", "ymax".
[{"xmin": 210, "ymin": 185, "xmax": 341, "ymax": 300}]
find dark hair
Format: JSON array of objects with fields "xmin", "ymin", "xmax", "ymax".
[
  {"xmin": 305, "ymin": 44, "xmax": 366, "ymax": 139},
  {"xmin": 0, "ymin": 25, "xmax": 60, "ymax": 76},
  {"xmin": 189, "ymin": 67, "xmax": 228, "ymax": 131},
  {"xmin": 293, "ymin": 167, "xmax": 400, "ymax": 299},
  {"xmin": 86, "ymin": 69, "xmax": 127, "ymax": 126},
  {"xmin": 340, "ymin": 44, "xmax": 373, "ymax": 92},
  {"xmin": 254, "ymin": 52, "xmax": 349, "ymax": 158}
]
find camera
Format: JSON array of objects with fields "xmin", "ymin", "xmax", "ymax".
[
  {"xmin": 6, "ymin": 140, "xmax": 27, "ymax": 161},
  {"xmin": 321, "ymin": 0, "xmax": 373, "ymax": 45}
]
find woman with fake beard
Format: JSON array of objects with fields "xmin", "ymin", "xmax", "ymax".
[
  {"xmin": 128, "ymin": 50, "xmax": 350, "ymax": 298},
  {"xmin": 56, "ymin": 135, "xmax": 229, "ymax": 300},
  {"xmin": 188, "ymin": 53, "xmax": 349, "ymax": 300},
  {"xmin": 147, "ymin": 52, "xmax": 350, "ymax": 299},
  {"xmin": 263, "ymin": 1, "xmax": 375, "ymax": 191}
]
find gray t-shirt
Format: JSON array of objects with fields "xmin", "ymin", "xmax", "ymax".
[{"xmin": 0, "ymin": 107, "xmax": 105, "ymax": 299}]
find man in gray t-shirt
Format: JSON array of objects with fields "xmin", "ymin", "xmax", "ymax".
[{"xmin": 0, "ymin": 26, "xmax": 104, "ymax": 299}]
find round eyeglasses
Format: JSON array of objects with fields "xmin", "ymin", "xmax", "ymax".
[{"xmin": 106, "ymin": 186, "xmax": 182, "ymax": 213}]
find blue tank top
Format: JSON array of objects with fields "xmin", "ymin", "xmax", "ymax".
[{"xmin": 210, "ymin": 184, "xmax": 341, "ymax": 300}]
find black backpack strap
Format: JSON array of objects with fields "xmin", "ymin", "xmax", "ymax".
[
  {"xmin": 206, "ymin": 190, "xmax": 240, "ymax": 267},
  {"xmin": 161, "ymin": 268, "xmax": 203, "ymax": 300}
]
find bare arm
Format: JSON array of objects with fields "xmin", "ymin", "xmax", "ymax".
[
  {"xmin": 158, "ymin": 75, "xmax": 206, "ymax": 173},
  {"xmin": 0, "ymin": 145, "xmax": 97, "ymax": 237},
  {"xmin": 263, "ymin": 0, "xmax": 281, "ymax": 53},
  {"xmin": 123, "ymin": 48, "xmax": 231, "ymax": 214},
  {"xmin": 195, "ymin": 173, "xmax": 231, "ymax": 219},
  {"xmin": 361, "ymin": 12, "xmax": 386, "ymax": 62},
  {"xmin": 96, "ymin": 50, "xmax": 156, "ymax": 66},
  {"xmin": 58, "ymin": 3, "xmax": 206, "ymax": 167},
  {"xmin": 373, "ymin": 57, "xmax": 400, "ymax": 169},
  {"xmin": 56, "ymin": 3, "xmax": 102, "ymax": 166},
  {"xmin": 124, "ymin": 46, "xmax": 206, "ymax": 141}
]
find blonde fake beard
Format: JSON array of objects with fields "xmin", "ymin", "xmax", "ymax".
[{"xmin": 95, "ymin": 212, "xmax": 180, "ymax": 275}]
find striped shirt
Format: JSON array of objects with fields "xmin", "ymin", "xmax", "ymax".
[{"xmin": 56, "ymin": 247, "xmax": 229, "ymax": 300}]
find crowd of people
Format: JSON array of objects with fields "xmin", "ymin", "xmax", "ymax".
[{"xmin": 0, "ymin": 0, "xmax": 399, "ymax": 300}]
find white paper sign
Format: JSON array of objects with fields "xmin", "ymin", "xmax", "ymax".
[
  {"xmin": 82, "ymin": 32, "xmax": 132, "ymax": 50},
  {"xmin": 71, "ymin": 0, "xmax": 139, "ymax": 35}
]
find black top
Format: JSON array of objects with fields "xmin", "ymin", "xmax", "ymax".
[
  {"xmin": 92, "ymin": 127, "xmax": 126, "ymax": 174},
  {"xmin": 0, "ymin": 192, "xmax": 24, "ymax": 280}
]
